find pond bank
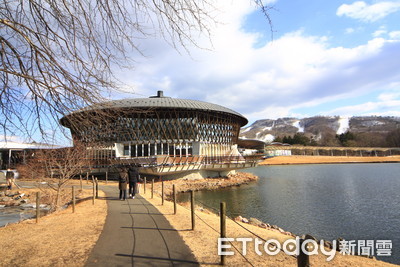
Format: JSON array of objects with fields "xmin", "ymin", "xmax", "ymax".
[
  {"xmin": 150, "ymin": 172, "xmax": 258, "ymax": 198},
  {"xmin": 260, "ymin": 155, "xmax": 400, "ymax": 165},
  {"xmin": 142, "ymin": 186, "xmax": 396, "ymax": 266}
]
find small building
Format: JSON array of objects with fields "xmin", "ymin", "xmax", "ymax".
[
  {"xmin": 0, "ymin": 141, "xmax": 58, "ymax": 169},
  {"xmin": 237, "ymin": 139, "xmax": 266, "ymax": 155},
  {"xmin": 60, "ymin": 91, "xmax": 259, "ymax": 178},
  {"xmin": 264, "ymin": 142, "xmax": 292, "ymax": 157}
]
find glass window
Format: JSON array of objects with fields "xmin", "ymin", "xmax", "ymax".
[
  {"xmin": 131, "ymin": 145, "xmax": 137, "ymax": 157},
  {"xmin": 150, "ymin": 144, "xmax": 156, "ymax": 156},
  {"xmin": 123, "ymin": 145, "xmax": 130, "ymax": 156},
  {"xmin": 156, "ymin": 143, "xmax": 163, "ymax": 155},
  {"xmin": 137, "ymin": 144, "xmax": 143, "ymax": 157},
  {"xmin": 169, "ymin": 145, "xmax": 174, "ymax": 156}
]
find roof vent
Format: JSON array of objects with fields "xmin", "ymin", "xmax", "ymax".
[{"xmin": 150, "ymin": 90, "xmax": 169, "ymax": 98}]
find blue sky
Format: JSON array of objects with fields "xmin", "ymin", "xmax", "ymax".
[
  {"xmin": 5, "ymin": 0, "xmax": 400, "ymax": 144},
  {"xmin": 115, "ymin": 0, "xmax": 400, "ymax": 126}
]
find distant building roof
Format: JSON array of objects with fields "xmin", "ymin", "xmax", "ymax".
[
  {"xmin": 0, "ymin": 141, "xmax": 59, "ymax": 150},
  {"xmin": 237, "ymin": 139, "xmax": 266, "ymax": 150}
]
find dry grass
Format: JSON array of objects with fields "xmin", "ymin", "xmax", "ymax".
[
  {"xmin": 261, "ymin": 155, "xmax": 400, "ymax": 165},
  {"xmin": 1, "ymin": 175, "xmax": 398, "ymax": 266},
  {"xmin": 141, "ymin": 188, "xmax": 398, "ymax": 266},
  {"xmin": 0, "ymin": 189, "xmax": 107, "ymax": 266}
]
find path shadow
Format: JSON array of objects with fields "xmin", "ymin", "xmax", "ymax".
[
  {"xmin": 115, "ymin": 253, "xmax": 201, "ymax": 266},
  {"xmin": 120, "ymin": 226, "xmax": 191, "ymax": 231},
  {"xmin": 121, "ymin": 203, "xmax": 155, "ymax": 206},
  {"xmin": 120, "ymin": 212, "xmax": 165, "ymax": 216}
]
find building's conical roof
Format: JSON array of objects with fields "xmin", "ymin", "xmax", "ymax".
[{"xmin": 61, "ymin": 91, "xmax": 248, "ymax": 126}]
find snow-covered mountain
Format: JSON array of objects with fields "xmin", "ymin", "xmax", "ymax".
[{"xmin": 240, "ymin": 116, "xmax": 400, "ymax": 144}]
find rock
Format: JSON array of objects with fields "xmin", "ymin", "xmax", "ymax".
[
  {"xmin": 14, "ymin": 193, "xmax": 25, "ymax": 200},
  {"xmin": 249, "ymin": 217, "xmax": 263, "ymax": 226},
  {"xmin": 271, "ymin": 225, "xmax": 279, "ymax": 230},
  {"xmin": 40, "ymin": 204, "xmax": 50, "ymax": 210},
  {"xmin": 304, "ymin": 234, "xmax": 318, "ymax": 242},
  {"xmin": 241, "ymin": 217, "xmax": 249, "ymax": 223},
  {"xmin": 0, "ymin": 204, "xmax": 5, "ymax": 208},
  {"xmin": 21, "ymin": 203, "xmax": 50, "ymax": 209},
  {"xmin": 278, "ymin": 227, "xmax": 285, "ymax": 233},
  {"xmin": 21, "ymin": 203, "xmax": 36, "ymax": 209},
  {"xmin": 259, "ymin": 223, "xmax": 268, "ymax": 229},
  {"xmin": 234, "ymin": 216, "xmax": 243, "ymax": 222}
]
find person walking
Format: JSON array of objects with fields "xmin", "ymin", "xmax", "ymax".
[
  {"xmin": 128, "ymin": 166, "xmax": 140, "ymax": 199},
  {"xmin": 5, "ymin": 169, "xmax": 14, "ymax": 190},
  {"xmin": 118, "ymin": 167, "xmax": 128, "ymax": 200}
]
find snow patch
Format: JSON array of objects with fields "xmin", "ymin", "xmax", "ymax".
[
  {"xmin": 262, "ymin": 134, "xmax": 275, "ymax": 143},
  {"xmin": 263, "ymin": 121, "xmax": 275, "ymax": 131},
  {"xmin": 241, "ymin": 126, "xmax": 252, "ymax": 133},
  {"xmin": 337, "ymin": 117, "xmax": 350, "ymax": 135},
  {"xmin": 292, "ymin": 120, "xmax": 304, "ymax": 133}
]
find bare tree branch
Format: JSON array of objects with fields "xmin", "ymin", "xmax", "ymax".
[{"xmin": 0, "ymin": 0, "xmax": 272, "ymax": 142}]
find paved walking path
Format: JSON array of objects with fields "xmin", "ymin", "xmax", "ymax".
[{"xmin": 85, "ymin": 185, "xmax": 199, "ymax": 266}]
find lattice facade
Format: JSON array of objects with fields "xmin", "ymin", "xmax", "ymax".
[
  {"xmin": 61, "ymin": 92, "xmax": 248, "ymax": 160},
  {"xmin": 70, "ymin": 109, "xmax": 240, "ymax": 145}
]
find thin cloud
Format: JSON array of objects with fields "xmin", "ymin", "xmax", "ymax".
[
  {"xmin": 115, "ymin": 1, "xmax": 400, "ymax": 124},
  {"xmin": 389, "ymin": 31, "xmax": 400, "ymax": 39},
  {"xmin": 336, "ymin": 1, "xmax": 400, "ymax": 22},
  {"xmin": 373, "ymin": 26, "xmax": 387, "ymax": 37}
]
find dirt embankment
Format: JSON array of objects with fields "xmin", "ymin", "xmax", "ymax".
[{"xmin": 149, "ymin": 172, "xmax": 258, "ymax": 197}]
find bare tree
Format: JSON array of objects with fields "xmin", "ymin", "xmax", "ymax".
[
  {"xmin": 0, "ymin": 0, "xmax": 272, "ymax": 141},
  {"xmin": 387, "ymin": 129, "xmax": 400, "ymax": 147},
  {"xmin": 29, "ymin": 144, "xmax": 89, "ymax": 210}
]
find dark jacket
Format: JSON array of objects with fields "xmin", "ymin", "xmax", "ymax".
[
  {"xmin": 128, "ymin": 168, "xmax": 139, "ymax": 183},
  {"xmin": 119, "ymin": 170, "xmax": 128, "ymax": 190},
  {"xmin": 6, "ymin": 170, "xmax": 14, "ymax": 180}
]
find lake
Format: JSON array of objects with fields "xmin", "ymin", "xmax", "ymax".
[{"xmin": 181, "ymin": 163, "xmax": 400, "ymax": 264}]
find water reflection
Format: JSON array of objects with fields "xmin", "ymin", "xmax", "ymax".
[
  {"xmin": 179, "ymin": 163, "xmax": 400, "ymax": 264},
  {"xmin": 0, "ymin": 207, "xmax": 49, "ymax": 227}
]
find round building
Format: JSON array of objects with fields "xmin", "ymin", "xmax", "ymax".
[{"xmin": 60, "ymin": 91, "xmax": 257, "ymax": 177}]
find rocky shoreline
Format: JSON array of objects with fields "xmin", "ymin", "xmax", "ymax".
[
  {"xmin": 234, "ymin": 215, "xmax": 295, "ymax": 237},
  {"xmin": 0, "ymin": 190, "xmax": 50, "ymax": 210},
  {"xmin": 151, "ymin": 172, "xmax": 258, "ymax": 197}
]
